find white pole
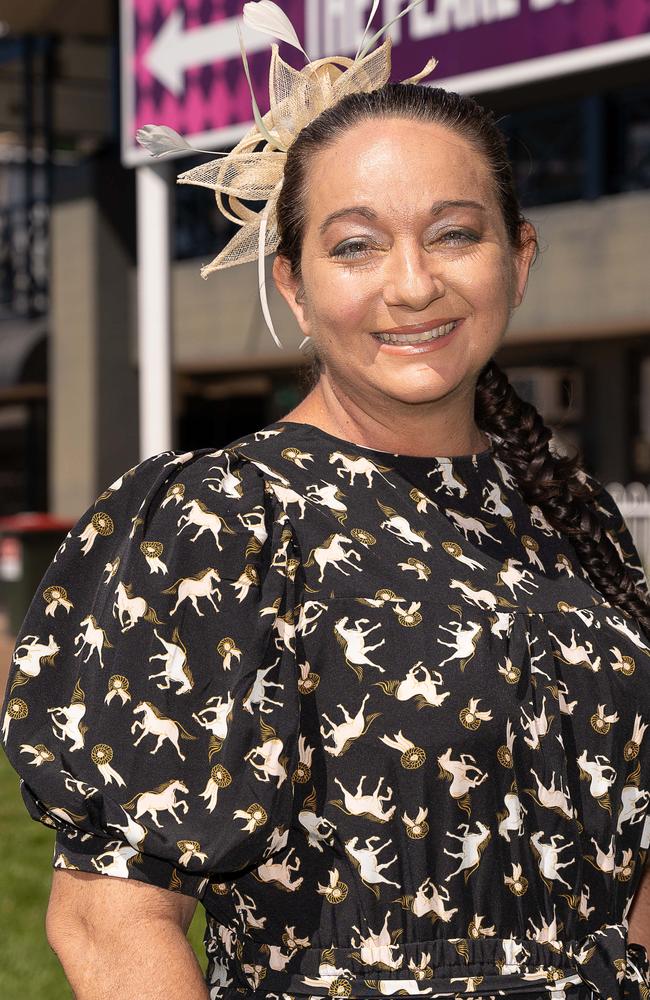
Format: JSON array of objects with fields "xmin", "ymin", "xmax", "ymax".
[{"xmin": 136, "ymin": 162, "xmax": 173, "ymax": 460}]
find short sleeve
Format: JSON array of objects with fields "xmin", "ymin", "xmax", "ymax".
[
  {"xmin": 0, "ymin": 447, "xmax": 302, "ymax": 898},
  {"xmin": 581, "ymin": 468, "xmax": 650, "ymax": 600}
]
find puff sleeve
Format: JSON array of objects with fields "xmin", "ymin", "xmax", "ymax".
[{"xmin": 0, "ymin": 447, "xmax": 302, "ymax": 898}]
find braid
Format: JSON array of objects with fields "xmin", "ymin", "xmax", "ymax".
[{"xmin": 475, "ymin": 358, "xmax": 650, "ymax": 634}]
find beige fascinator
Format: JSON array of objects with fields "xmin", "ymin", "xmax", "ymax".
[{"xmin": 136, "ymin": 0, "xmax": 438, "ymax": 349}]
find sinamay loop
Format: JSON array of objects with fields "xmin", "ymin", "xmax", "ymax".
[
  {"xmin": 175, "ymin": 36, "xmax": 438, "ymax": 276},
  {"xmin": 138, "ymin": 0, "xmax": 439, "ymax": 350}
]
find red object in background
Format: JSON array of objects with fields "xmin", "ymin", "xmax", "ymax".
[
  {"xmin": 0, "ymin": 513, "xmax": 75, "ymax": 582},
  {"xmin": 0, "ymin": 535, "xmax": 22, "ymax": 581},
  {"xmin": 0, "ymin": 512, "xmax": 75, "ymax": 534},
  {"xmin": 0, "ymin": 513, "xmax": 76, "ymax": 632}
]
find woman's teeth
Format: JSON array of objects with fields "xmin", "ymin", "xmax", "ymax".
[{"xmin": 374, "ymin": 320, "xmax": 457, "ymax": 345}]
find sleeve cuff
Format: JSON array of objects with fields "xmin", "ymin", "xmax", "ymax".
[{"xmin": 53, "ymin": 827, "xmax": 208, "ymax": 899}]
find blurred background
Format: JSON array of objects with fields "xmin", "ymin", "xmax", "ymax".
[{"xmin": 0, "ymin": 1, "xmax": 649, "ymax": 994}]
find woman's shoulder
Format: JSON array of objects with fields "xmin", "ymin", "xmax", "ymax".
[
  {"xmin": 74, "ymin": 428, "xmax": 294, "ymax": 536},
  {"xmin": 42, "ymin": 430, "xmax": 303, "ymax": 613}
]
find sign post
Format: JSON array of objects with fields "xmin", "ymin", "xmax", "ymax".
[{"xmin": 136, "ymin": 161, "xmax": 173, "ymax": 461}]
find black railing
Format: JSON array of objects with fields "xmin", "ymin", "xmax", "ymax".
[
  {"xmin": 499, "ymin": 85, "xmax": 650, "ymax": 208},
  {"xmin": 0, "ymin": 198, "xmax": 49, "ymax": 319}
]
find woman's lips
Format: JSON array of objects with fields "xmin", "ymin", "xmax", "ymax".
[
  {"xmin": 374, "ymin": 317, "xmax": 460, "ymax": 336},
  {"xmin": 372, "ymin": 319, "xmax": 463, "ymax": 355}
]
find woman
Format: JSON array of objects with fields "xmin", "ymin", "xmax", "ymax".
[{"xmin": 3, "ymin": 47, "xmax": 650, "ymax": 1000}]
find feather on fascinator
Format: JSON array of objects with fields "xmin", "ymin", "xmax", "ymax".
[{"xmin": 136, "ymin": 1, "xmax": 438, "ymax": 350}]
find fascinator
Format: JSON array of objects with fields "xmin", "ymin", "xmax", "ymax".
[{"xmin": 136, "ymin": 1, "xmax": 439, "ymax": 350}]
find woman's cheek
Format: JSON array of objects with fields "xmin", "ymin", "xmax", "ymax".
[{"xmin": 316, "ymin": 280, "xmax": 373, "ymax": 337}]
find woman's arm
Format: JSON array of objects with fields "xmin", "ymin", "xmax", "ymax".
[
  {"xmin": 628, "ymin": 862, "xmax": 650, "ymax": 956},
  {"xmin": 45, "ymin": 869, "xmax": 209, "ymax": 1000}
]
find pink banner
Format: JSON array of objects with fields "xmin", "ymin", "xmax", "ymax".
[{"xmin": 121, "ymin": 0, "xmax": 650, "ymax": 167}]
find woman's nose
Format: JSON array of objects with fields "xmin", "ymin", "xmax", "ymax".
[{"xmin": 382, "ymin": 246, "xmax": 445, "ymax": 309}]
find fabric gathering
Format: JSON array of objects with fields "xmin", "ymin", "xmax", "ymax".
[{"xmin": 2, "ymin": 419, "xmax": 650, "ymax": 1000}]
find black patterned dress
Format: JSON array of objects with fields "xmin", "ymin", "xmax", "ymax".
[{"xmin": 2, "ymin": 420, "xmax": 650, "ymax": 1000}]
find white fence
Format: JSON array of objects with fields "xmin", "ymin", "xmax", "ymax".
[{"xmin": 605, "ymin": 481, "xmax": 650, "ymax": 578}]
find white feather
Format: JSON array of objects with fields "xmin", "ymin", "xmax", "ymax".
[
  {"xmin": 358, "ymin": 0, "xmax": 427, "ymax": 60},
  {"xmin": 258, "ymin": 204, "xmax": 284, "ymax": 350},
  {"xmin": 354, "ymin": 0, "xmax": 381, "ymax": 61},
  {"xmin": 243, "ymin": 1, "xmax": 310, "ymax": 60},
  {"xmin": 135, "ymin": 125, "xmax": 226, "ymax": 159},
  {"xmin": 236, "ymin": 23, "xmax": 288, "ymax": 151}
]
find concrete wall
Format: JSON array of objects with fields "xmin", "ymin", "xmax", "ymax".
[
  {"xmin": 49, "ymin": 198, "xmax": 98, "ymax": 517},
  {"xmin": 50, "ymin": 194, "xmax": 139, "ymax": 518},
  {"xmin": 509, "ymin": 190, "xmax": 650, "ymax": 342}
]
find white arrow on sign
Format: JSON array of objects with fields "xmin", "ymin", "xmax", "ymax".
[{"xmin": 144, "ymin": 10, "xmax": 272, "ymax": 96}]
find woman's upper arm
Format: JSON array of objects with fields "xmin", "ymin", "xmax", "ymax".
[{"xmin": 46, "ymin": 868, "xmax": 198, "ymax": 943}]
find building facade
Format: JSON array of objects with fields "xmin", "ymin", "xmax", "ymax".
[{"xmin": 0, "ymin": 2, "xmax": 648, "ymax": 517}]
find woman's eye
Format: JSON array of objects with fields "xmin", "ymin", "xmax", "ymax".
[
  {"xmin": 331, "ymin": 240, "xmax": 372, "ymax": 259},
  {"xmin": 331, "ymin": 230, "xmax": 479, "ymax": 260},
  {"xmin": 439, "ymin": 229, "xmax": 479, "ymax": 245}
]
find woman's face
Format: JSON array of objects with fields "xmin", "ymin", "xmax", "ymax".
[{"xmin": 273, "ymin": 117, "xmax": 536, "ymax": 412}]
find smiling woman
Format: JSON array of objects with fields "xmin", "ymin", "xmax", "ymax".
[
  {"xmin": 271, "ymin": 85, "xmax": 538, "ymax": 460},
  {"xmin": 5, "ymin": 5, "xmax": 650, "ymax": 1000}
]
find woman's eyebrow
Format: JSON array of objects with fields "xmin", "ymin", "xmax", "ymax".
[{"xmin": 318, "ymin": 199, "xmax": 486, "ymax": 235}]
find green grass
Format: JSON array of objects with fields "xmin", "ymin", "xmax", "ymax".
[{"xmin": 0, "ymin": 749, "xmax": 208, "ymax": 998}]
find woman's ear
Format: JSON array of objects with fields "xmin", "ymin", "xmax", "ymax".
[
  {"xmin": 511, "ymin": 221, "xmax": 538, "ymax": 309},
  {"xmin": 272, "ymin": 254, "xmax": 311, "ymax": 336}
]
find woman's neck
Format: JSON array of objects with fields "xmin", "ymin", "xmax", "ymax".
[{"xmin": 282, "ymin": 383, "xmax": 490, "ymax": 458}]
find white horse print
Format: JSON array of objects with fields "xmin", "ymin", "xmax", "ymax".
[
  {"xmin": 204, "ymin": 452, "xmax": 246, "ymax": 498},
  {"xmin": 529, "ymin": 830, "xmax": 575, "ymax": 890},
  {"xmin": 177, "ymin": 499, "xmax": 237, "ymax": 549},
  {"xmin": 305, "ymin": 481, "xmax": 349, "ymax": 523},
  {"xmin": 48, "ymin": 699, "xmax": 88, "ymax": 751},
  {"xmin": 244, "ymin": 725, "xmax": 290, "ymax": 788},
  {"xmin": 11, "ymin": 633, "xmax": 59, "ymax": 682},
  {"xmin": 122, "ymin": 779, "xmax": 190, "ymax": 828},
  {"xmin": 113, "ymin": 581, "xmax": 163, "ymax": 631},
  {"xmin": 377, "ymin": 501, "xmax": 432, "ymax": 551},
  {"xmin": 321, "ymin": 692, "xmax": 381, "ymax": 757},
  {"xmin": 265, "ymin": 479, "xmax": 310, "ymax": 519},
  {"xmin": 162, "ymin": 567, "xmax": 224, "ymax": 616},
  {"xmin": 304, "ymin": 533, "xmax": 363, "ymax": 583},
  {"xmin": 331, "ymin": 775, "xmax": 396, "ymax": 822},
  {"xmin": 333, "ymin": 615, "xmax": 386, "ymax": 679},
  {"xmin": 429, "ymin": 465, "xmax": 468, "ymax": 499},
  {"xmin": 328, "ymin": 451, "xmax": 396, "ymax": 489},
  {"xmin": 437, "ymin": 620, "xmax": 483, "ymax": 669},
  {"xmin": 91, "ymin": 840, "xmax": 141, "ymax": 877},
  {"xmin": 131, "ymin": 700, "xmax": 197, "ymax": 760},
  {"xmin": 344, "ymin": 834, "xmax": 401, "ymax": 893},
  {"xmin": 443, "ymin": 820, "xmax": 491, "ymax": 881},
  {"xmin": 74, "ymin": 614, "xmax": 113, "ymax": 667},
  {"xmin": 191, "ymin": 690, "xmax": 236, "ymax": 747},
  {"xmin": 148, "ymin": 627, "xmax": 194, "ymax": 694},
  {"xmin": 548, "ymin": 628, "xmax": 602, "ymax": 672},
  {"xmin": 496, "ymin": 558, "xmax": 539, "ymax": 598}
]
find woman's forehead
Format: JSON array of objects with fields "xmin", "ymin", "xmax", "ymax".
[{"xmin": 305, "ymin": 118, "xmax": 495, "ymax": 223}]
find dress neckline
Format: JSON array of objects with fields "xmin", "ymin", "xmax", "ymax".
[{"xmin": 268, "ymin": 419, "xmax": 499, "ymax": 464}]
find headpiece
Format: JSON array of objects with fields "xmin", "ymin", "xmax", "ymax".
[{"xmin": 136, "ymin": 0, "xmax": 438, "ymax": 350}]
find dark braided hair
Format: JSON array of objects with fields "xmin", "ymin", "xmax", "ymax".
[{"xmin": 274, "ymin": 82, "xmax": 650, "ymax": 632}]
